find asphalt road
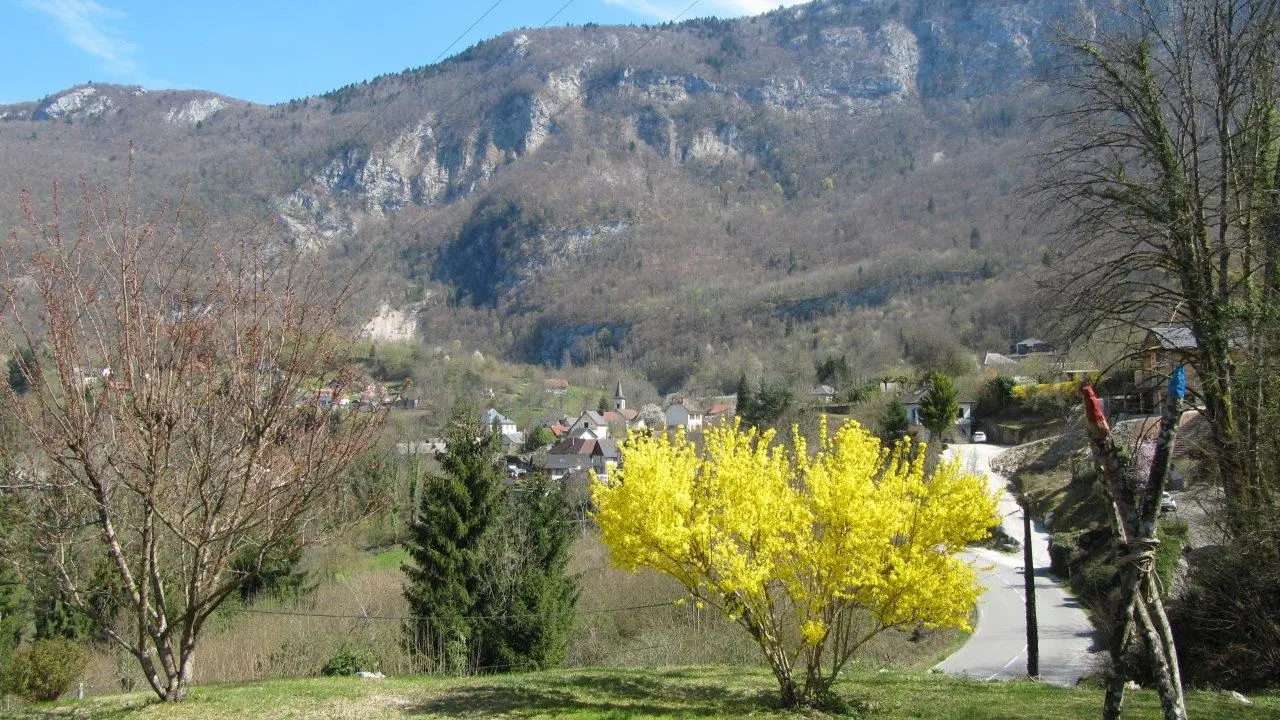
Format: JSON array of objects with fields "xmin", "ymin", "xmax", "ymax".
[{"xmin": 934, "ymin": 444, "xmax": 1100, "ymax": 685}]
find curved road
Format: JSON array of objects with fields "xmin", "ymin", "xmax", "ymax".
[{"xmin": 934, "ymin": 444, "xmax": 1099, "ymax": 685}]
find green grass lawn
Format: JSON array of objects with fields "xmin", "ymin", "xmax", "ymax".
[{"xmin": 8, "ymin": 667, "xmax": 1277, "ymax": 719}]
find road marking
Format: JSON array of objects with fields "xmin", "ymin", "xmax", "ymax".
[{"xmin": 986, "ymin": 645, "xmax": 1028, "ymax": 681}]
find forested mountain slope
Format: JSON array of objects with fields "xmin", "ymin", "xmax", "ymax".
[{"xmin": 0, "ymin": 0, "xmax": 1095, "ymax": 392}]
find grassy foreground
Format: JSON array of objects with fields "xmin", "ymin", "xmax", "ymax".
[{"xmin": 6, "ymin": 667, "xmax": 1277, "ymax": 719}]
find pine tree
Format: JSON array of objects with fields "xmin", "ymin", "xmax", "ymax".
[
  {"xmin": 476, "ymin": 472, "xmax": 579, "ymax": 671},
  {"xmin": 918, "ymin": 372, "xmax": 960, "ymax": 444},
  {"xmin": 6, "ymin": 348, "xmax": 36, "ymax": 396},
  {"xmin": 878, "ymin": 400, "xmax": 911, "ymax": 446},
  {"xmin": 741, "ymin": 379, "xmax": 793, "ymax": 430},
  {"xmin": 735, "ymin": 373, "xmax": 753, "ymax": 420},
  {"xmin": 403, "ymin": 403, "xmax": 506, "ymax": 671},
  {"xmin": 0, "ymin": 498, "xmax": 26, "ymax": 666}
]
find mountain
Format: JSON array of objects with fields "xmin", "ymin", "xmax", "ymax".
[{"xmin": 0, "ymin": 0, "xmax": 1095, "ymax": 394}]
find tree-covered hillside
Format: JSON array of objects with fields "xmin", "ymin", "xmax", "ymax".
[{"xmin": 0, "ymin": 0, "xmax": 1089, "ymax": 392}]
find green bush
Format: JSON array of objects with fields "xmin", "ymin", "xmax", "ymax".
[
  {"xmin": 321, "ymin": 646, "xmax": 380, "ymax": 676},
  {"xmin": 1075, "ymin": 559, "xmax": 1119, "ymax": 604},
  {"xmin": 0, "ymin": 639, "xmax": 90, "ymax": 702}
]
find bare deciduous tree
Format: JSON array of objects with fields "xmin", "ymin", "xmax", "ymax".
[
  {"xmin": 1037, "ymin": 0, "xmax": 1280, "ymax": 714},
  {"xmin": 1038, "ymin": 0, "xmax": 1280, "ymax": 533},
  {"xmin": 0, "ymin": 172, "xmax": 383, "ymax": 701}
]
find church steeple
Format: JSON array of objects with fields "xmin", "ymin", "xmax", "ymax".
[{"xmin": 613, "ymin": 382, "xmax": 626, "ymax": 412}]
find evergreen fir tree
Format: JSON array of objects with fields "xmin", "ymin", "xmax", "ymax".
[
  {"xmin": 6, "ymin": 347, "xmax": 37, "ymax": 396},
  {"xmin": 918, "ymin": 372, "xmax": 960, "ymax": 444},
  {"xmin": 32, "ymin": 585, "xmax": 95, "ymax": 642},
  {"xmin": 476, "ymin": 472, "xmax": 580, "ymax": 671},
  {"xmin": 741, "ymin": 379, "xmax": 793, "ymax": 430},
  {"xmin": 735, "ymin": 373, "xmax": 753, "ymax": 421},
  {"xmin": 402, "ymin": 403, "xmax": 506, "ymax": 671},
  {"xmin": 0, "ymin": 499, "xmax": 26, "ymax": 666},
  {"xmin": 878, "ymin": 399, "xmax": 911, "ymax": 446}
]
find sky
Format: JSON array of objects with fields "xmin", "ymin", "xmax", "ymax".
[{"xmin": 1, "ymin": 0, "xmax": 800, "ymax": 105}]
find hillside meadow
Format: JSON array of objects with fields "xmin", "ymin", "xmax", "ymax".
[{"xmin": 7, "ymin": 667, "xmax": 1277, "ymax": 719}]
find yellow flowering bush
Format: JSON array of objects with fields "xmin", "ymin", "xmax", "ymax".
[
  {"xmin": 592, "ymin": 418, "xmax": 997, "ymax": 706},
  {"xmin": 1011, "ymin": 380, "xmax": 1081, "ymax": 401}
]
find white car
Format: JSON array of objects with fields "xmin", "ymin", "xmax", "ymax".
[
  {"xmin": 971, "ymin": 431, "xmax": 987, "ymax": 443},
  {"xmin": 1160, "ymin": 491, "xmax": 1177, "ymax": 513}
]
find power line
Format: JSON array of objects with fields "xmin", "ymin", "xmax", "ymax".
[
  {"xmin": 223, "ymin": 599, "xmax": 678, "ymax": 623},
  {"xmin": 326, "ymin": 0, "xmax": 577, "ymax": 158},
  {"xmin": 333, "ymin": 0, "xmax": 510, "ymax": 151}
]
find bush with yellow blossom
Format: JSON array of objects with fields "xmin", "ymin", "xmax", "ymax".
[{"xmin": 592, "ymin": 418, "xmax": 997, "ymax": 706}]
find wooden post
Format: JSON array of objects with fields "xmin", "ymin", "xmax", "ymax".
[
  {"xmin": 1023, "ymin": 494, "xmax": 1039, "ymax": 679},
  {"xmin": 1080, "ymin": 368, "xmax": 1187, "ymax": 720}
]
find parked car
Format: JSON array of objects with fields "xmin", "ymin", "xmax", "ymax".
[
  {"xmin": 971, "ymin": 431, "xmax": 987, "ymax": 443},
  {"xmin": 1160, "ymin": 491, "xmax": 1177, "ymax": 514}
]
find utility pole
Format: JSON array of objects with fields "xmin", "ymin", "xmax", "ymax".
[{"xmin": 1022, "ymin": 491, "xmax": 1040, "ymax": 678}]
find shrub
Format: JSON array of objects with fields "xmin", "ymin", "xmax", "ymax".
[
  {"xmin": 593, "ymin": 419, "xmax": 997, "ymax": 707},
  {"xmin": 1075, "ymin": 559, "xmax": 1119, "ymax": 606},
  {"xmin": 321, "ymin": 646, "xmax": 380, "ymax": 676},
  {"xmin": 0, "ymin": 639, "xmax": 90, "ymax": 702},
  {"xmin": 1172, "ymin": 539, "xmax": 1280, "ymax": 690}
]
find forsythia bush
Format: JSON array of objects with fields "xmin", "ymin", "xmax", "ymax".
[
  {"xmin": 1011, "ymin": 380, "xmax": 1080, "ymax": 401},
  {"xmin": 592, "ymin": 418, "xmax": 997, "ymax": 706}
]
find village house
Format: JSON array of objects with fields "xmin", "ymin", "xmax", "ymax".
[
  {"xmin": 544, "ymin": 437, "xmax": 620, "ymax": 480},
  {"xmin": 481, "ymin": 408, "xmax": 524, "ymax": 448},
  {"xmin": 665, "ymin": 398, "xmax": 703, "ymax": 432},
  {"xmin": 1133, "ymin": 323, "xmax": 1247, "ymax": 409},
  {"xmin": 567, "ymin": 410, "xmax": 609, "ymax": 439},
  {"xmin": 982, "ymin": 351, "xmax": 1021, "ymax": 370},
  {"xmin": 77, "ymin": 366, "xmax": 110, "ymax": 387},
  {"xmin": 703, "ymin": 399, "xmax": 735, "ymax": 427},
  {"xmin": 395, "ymin": 438, "xmax": 446, "ymax": 455},
  {"xmin": 599, "ymin": 382, "xmax": 643, "ymax": 431},
  {"xmin": 1014, "ymin": 338, "xmax": 1053, "ymax": 356},
  {"xmin": 400, "ymin": 386, "xmax": 421, "ymax": 409},
  {"xmin": 532, "ymin": 413, "xmax": 570, "ymax": 438},
  {"xmin": 544, "ymin": 378, "xmax": 569, "ymax": 395},
  {"xmin": 809, "ymin": 384, "xmax": 836, "ymax": 404},
  {"xmin": 901, "ymin": 388, "xmax": 975, "ymax": 430}
]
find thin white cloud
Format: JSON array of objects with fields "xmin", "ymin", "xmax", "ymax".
[
  {"xmin": 603, "ymin": 0, "xmax": 801, "ymax": 20},
  {"xmin": 18, "ymin": 0, "xmax": 139, "ymax": 76}
]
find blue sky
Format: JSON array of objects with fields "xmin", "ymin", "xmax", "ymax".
[{"xmin": 1, "ymin": 0, "xmax": 797, "ymax": 105}]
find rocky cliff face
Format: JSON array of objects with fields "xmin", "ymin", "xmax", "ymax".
[{"xmin": 261, "ymin": 0, "xmax": 1093, "ymax": 251}]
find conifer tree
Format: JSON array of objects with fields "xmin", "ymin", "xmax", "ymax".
[
  {"xmin": 878, "ymin": 399, "xmax": 911, "ymax": 446},
  {"xmin": 476, "ymin": 472, "xmax": 579, "ymax": 671},
  {"xmin": 735, "ymin": 373, "xmax": 753, "ymax": 420},
  {"xmin": 0, "ymin": 499, "xmax": 25, "ymax": 666},
  {"xmin": 403, "ymin": 403, "xmax": 506, "ymax": 671},
  {"xmin": 918, "ymin": 372, "xmax": 959, "ymax": 443}
]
